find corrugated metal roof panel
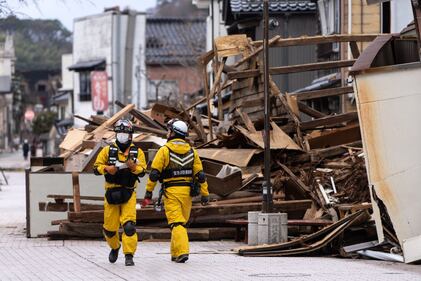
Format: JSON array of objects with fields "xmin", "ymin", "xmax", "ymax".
[{"xmin": 230, "ymin": 0, "xmax": 317, "ymax": 14}]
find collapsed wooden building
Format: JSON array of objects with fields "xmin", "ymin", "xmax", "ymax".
[{"xmin": 27, "ymin": 32, "xmax": 417, "ymax": 259}]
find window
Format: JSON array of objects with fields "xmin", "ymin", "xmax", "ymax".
[
  {"xmin": 37, "ymin": 84, "xmax": 46, "ymax": 92},
  {"xmin": 79, "ymin": 71, "xmax": 91, "ymax": 101}
]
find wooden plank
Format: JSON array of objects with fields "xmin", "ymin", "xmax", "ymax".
[
  {"xmin": 89, "ymin": 104, "xmax": 135, "ymax": 140},
  {"xmin": 349, "ymin": 41, "xmax": 361, "ymax": 58},
  {"xmin": 73, "ymin": 114, "xmax": 100, "ymax": 125},
  {"xmin": 291, "ymin": 86, "xmax": 354, "ymax": 101},
  {"xmin": 68, "ymin": 200, "xmax": 313, "ymax": 223},
  {"xmin": 236, "ymin": 109, "xmax": 257, "ymax": 133},
  {"xmin": 270, "ymin": 59, "xmax": 357, "ymax": 75},
  {"xmin": 48, "ymin": 194, "xmax": 104, "ymax": 201},
  {"xmin": 300, "ymin": 112, "xmax": 359, "ymax": 130},
  {"xmin": 116, "ymin": 100, "xmax": 165, "ymax": 130},
  {"xmin": 251, "ymin": 34, "xmax": 380, "ymax": 47},
  {"xmin": 179, "ymin": 102, "xmax": 205, "ymax": 141},
  {"xmin": 297, "ymin": 102, "xmax": 327, "ymax": 118},
  {"xmin": 228, "ymin": 60, "xmax": 356, "ymax": 79},
  {"xmin": 81, "ymin": 141, "xmax": 105, "ymax": 172},
  {"xmin": 214, "ymin": 34, "xmax": 249, "ymax": 58},
  {"xmin": 307, "ymin": 124, "xmax": 361, "ymax": 149},
  {"xmin": 71, "ymin": 172, "xmax": 81, "ymax": 213},
  {"xmin": 233, "ymin": 35, "xmax": 281, "ymax": 67},
  {"xmin": 133, "ymin": 124, "xmax": 167, "ymax": 137},
  {"xmin": 203, "ymin": 68, "xmax": 213, "ymax": 141},
  {"xmin": 198, "ymin": 49, "xmax": 214, "ymax": 66},
  {"xmin": 286, "ymin": 94, "xmax": 300, "ymax": 117}
]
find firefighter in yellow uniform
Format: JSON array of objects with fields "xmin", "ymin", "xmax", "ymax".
[
  {"xmin": 143, "ymin": 119, "xmax": 209, "ymax": 263},
  {"xmin": 94, "ymin": 119, "xmax": 146, "ymax": 266}
]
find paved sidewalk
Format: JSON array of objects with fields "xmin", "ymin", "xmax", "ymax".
[
  {"xmin": 0, "ymin": 151, "xmax": 30, "ymax": 170},
  {"xmin": 1, "ymin": 171, "xmax": 421, "ymax": 281}
]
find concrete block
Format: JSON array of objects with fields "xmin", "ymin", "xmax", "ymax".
[
  {"xmin": 258, "ymin": 212, "xmax": 288, "ymax": 245},
  {"xmin": 247, "ymin": 211, "xmax": 260, "ymax": 246}
]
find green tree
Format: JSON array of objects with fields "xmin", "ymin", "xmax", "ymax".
[
  {"xmin": 0, "ymin": 16, "xmax": 72, "ymax": 72},
  {"xmin": 32, "ymin": 111, "xmax": 56, "ymax": 136}
]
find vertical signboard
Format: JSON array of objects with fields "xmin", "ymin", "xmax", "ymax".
[{"xmin": 91, "ymin": 71, "xmax": 108, "ymax": 112}]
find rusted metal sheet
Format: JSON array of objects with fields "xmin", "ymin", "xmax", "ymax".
[
  {"xmin": 349, "ymin": 35, "xmax": 393, "ymax": 75},
  {"xmin": 353, "ymin": 62, "xmax": 421, "ymax": 263}
]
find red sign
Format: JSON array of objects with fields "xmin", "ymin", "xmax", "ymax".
[
  {"xmin": 24, "ymin": 109, "xmax": 35, "ymax": 121},
  {"xmin": 91, "ymin": 71, "xmax": 109, "ymax": 112}
]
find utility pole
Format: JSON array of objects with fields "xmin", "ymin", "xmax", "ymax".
[{"xmin": 262, "ymin": 0, "xmax": 273, "ymax": 213}]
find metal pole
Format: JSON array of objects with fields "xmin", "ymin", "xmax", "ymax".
[{"xmin": 262, "ymin": 0, "xmax": 273, "ymax": 213}]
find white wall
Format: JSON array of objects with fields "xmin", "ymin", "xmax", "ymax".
[
  {"xmin": 72, "ymin": 11, "xmax": 147, "ymax": 127},
  {"xmin": 61, "ymin": 54, "xmax": 73, "ymax": 90},
  {"xmin": 0, "ymin": 58, "xmax": 12, "ymax": 76},
  {"xmin": 390, "ymin": 0, "xmax": 413, "ymax": 33},
  {"xmin": 28, "ymin": 172, "xmax": 159, "ymax": 237},
  {"xmin": 206, "ymin": 0, "xmax": 227, "ymax": 52},
  {"xmin": 73, "ymin": 12, "xmax": 113, "ymax": 127}
]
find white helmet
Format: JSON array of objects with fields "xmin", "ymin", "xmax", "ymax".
[{"xmin": 168, "ymin": 119, "xmax": 188, "ymax": 137}]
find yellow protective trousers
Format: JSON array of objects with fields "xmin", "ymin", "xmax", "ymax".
[
  {"xmin": 163, "ymin": 189, "xmax": 192, "ymax": 258},
  {"xmin": 103, "ymin": 191, "xmax": 137, "ymax": 255}
]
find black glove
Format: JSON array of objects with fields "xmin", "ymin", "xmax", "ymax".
[
  {"xmin": 201, "ymin": 195, "xmax": 209, "ymax": 206},
  {"xmin": 144, "ymin": 191, "xmax": 153, "ymax": 200}
]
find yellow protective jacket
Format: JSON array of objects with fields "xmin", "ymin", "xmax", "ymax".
[
  {"xmin": 94, "ymin": 143, "xmax": 147, "ymax": 189},
  {"xmin": 146, "ymin": 138, "xmax": 209, "ymax": 196}
]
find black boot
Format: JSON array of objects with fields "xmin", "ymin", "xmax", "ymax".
[
  {"xmin": 125, "ymin": 254, "xmax": 135, "ymax": 266},
  {"xmin": 108, "ymin": 246, "xmax": 120, "ymax": 263},
  {"xmin": 175, "ymin": 254, "xmax": 189, "ymax": 263}
]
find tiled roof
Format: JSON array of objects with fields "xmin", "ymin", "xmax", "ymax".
[
  {"xmin": 230, "ymin": 0, "xmax": 317, "ymax": 13},
  {"xmin": 146, "ymin": 18, "xmax": 206, "ymax": 65}
]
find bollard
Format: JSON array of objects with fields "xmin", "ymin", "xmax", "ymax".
[{"xmin": 247, "ymin": 211, "xmax": 260, "ymax": 245}]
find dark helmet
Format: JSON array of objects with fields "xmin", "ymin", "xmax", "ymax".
[{"xmin": 114, "ymin": 119, "xmax": 134, "ymax": 134}]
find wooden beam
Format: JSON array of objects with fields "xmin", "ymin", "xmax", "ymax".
[
  {"xmin": 228, "ymin": 60, "xmax": 356, "ymax": 79},
  {"xmin": 233, "ymin": 35, "xmax": 281, "ymax": 67},
  {"xmin": 251, "ymin": 34, "xmax": 380, "ymax": 48},
  {"xmin": 116, "ymin": 100, "xmax": 166, "ymax": 130},
  {"xmin": 291, "ymin": 86, "xmax": 354, "ymax": 101},
  {"xmin": 73, "ymin": 114, "xmax": 100, "ymax": 126},
  {"xmin": 68, "ymin": 200, "xmax": 313, "ymax": 223},
  {"xmin": 202, "ymin": 67, "xmax": 213, "ymax": 140},
  {"xmin": 297, "ymin": 102, "xmax": 327, "ymax": 118},
  {"xmin": 300, "ymin": 112, "xmax": 359, "ymax": 130},
  {"xmin": 270, "ymin": 60, "xmax": 357, "ymax": 75},
  {"xmin": 132, "ymin": 124, "xmax": 167, "ymax": 137},
  {"xmin": 89, "ymin": 104, "xmax": 135, "ymax": 141},
  {"xmin": 349, "ymin": 41, "xmax": 361, "ymax": 58},
  {"xmin": 236, "ymin": 109, "xmax": 257, "ymax": 133},
  {"xmin": 198, "ymin": 49, "xmax": 214, "ymax": 66},
  {"xmin": 71, "ymin": 172, "xmax": 81, "ymax": 213}
]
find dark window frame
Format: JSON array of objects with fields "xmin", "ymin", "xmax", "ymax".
[{"xmin": 79, "ymin": 71, "xmax": 91, "ymax": 101}]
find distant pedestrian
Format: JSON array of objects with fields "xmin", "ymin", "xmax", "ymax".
[
  {"xmin": 23, "ymin": 139, "xmax": 29, "ymax": 160},
  {"xmin": 30, "ymin": 140, "xmax": 36, "ymax": 157}
]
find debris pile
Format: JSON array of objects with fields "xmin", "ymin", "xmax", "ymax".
[{"xmin": 42, "ymin": 34, "xmax": 389, "ymax": 257}]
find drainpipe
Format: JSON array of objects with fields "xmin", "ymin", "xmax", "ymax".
[
  {"xmin": 123, "ymin": 10, "xmax": 136, "ymax": 105},
  {"xmin": 115, "ymin": 11, "xmax": 121, "ymax": 111}
]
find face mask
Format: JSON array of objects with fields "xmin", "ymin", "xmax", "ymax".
[{"xmin": 116, "ymin": 133, "xmax": 130, "ymax": 144}]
